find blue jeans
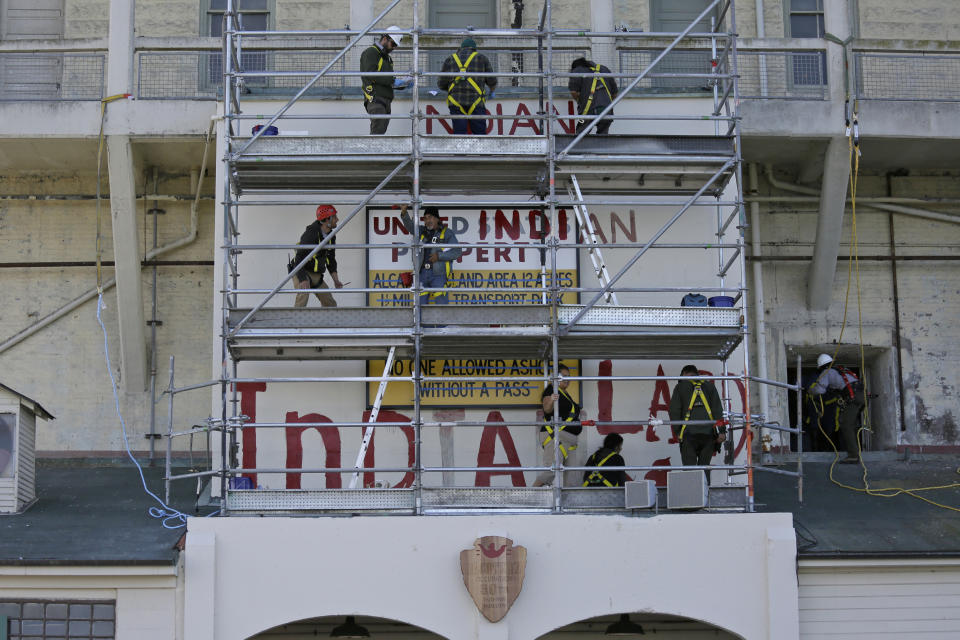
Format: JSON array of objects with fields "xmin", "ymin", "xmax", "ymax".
[
  {"xmin": 449, "ymin": 104, "xmax": 489, "ymax": 135},
  {"xmin": 419, "ymin": 264, "xmax": 448, "ymax": 305}
]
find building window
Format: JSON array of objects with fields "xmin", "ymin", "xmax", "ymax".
[
  {"xmin": 785, "ymin": 0, "xmax": 824, "ymax": 39},
  {"xmin": 204, "ymin": 0, "xmax": 272, "ymax": 90},
  {"xmin": 0, "ymin": 600, "xmax": 115, "ymax": 639},
  {"xmin": 785, "ymin": 0, "xmax": 826, "ymax": 86},
  {"xmin": 205, "ymin": 0, "xmax": 270, "ymax": 38}
]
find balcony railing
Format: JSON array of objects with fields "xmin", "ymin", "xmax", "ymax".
[
  {"xmin": 737, "ymin": 50, "xmax": 827, "ymax": 100},
  {"xmin": 0, "ymin": 53, "xmax": 104, "ymax": 101},
  {"xmin": 855, "ymin": 52, "xmax": 960, "ymax": 102}
]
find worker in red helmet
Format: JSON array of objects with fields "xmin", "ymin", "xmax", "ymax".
[{"xmin": 290, "ymin": 205, "xmax": 344, "ymax": 307}]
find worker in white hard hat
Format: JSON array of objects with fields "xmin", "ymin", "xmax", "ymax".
[
  {"xmin": 808, "ymin": 353, "xmax": 866, "ymax": 464},
  {"xmin": 360, "ymin": 26, "xmax": 407, "ymax": 134}
]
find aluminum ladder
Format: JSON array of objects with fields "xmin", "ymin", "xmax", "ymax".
[
  {"xmin": 349, "ymin": 346, "xmax": 397, "ymax": 488},
  {"xmin": 566, "ymin": 174, "xmax": 618, "ymax": 304}
]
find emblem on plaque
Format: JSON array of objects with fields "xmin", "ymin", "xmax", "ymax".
[{"xmin": 460, "ymin": 536, "xmax": 527, "ymax": 622}]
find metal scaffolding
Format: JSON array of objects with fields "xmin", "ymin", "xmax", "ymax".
[{"xmin": 164, "ymin": 0, "xmax": 803, "ymax": 516}]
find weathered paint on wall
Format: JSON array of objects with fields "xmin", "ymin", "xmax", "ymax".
[
  {"xmin": 135, "ymin": 0, "xmax": 200, "ymax": 37},
  {"xmin": 754, "ymin": 168, "xmax": 960, "ymax": 449},
  {"xmin": 857, "ymin": 0, "xmax": 960, "ymax": 40},
  {"xmin": 0, "ymin": 174, "xmax": 214, "ymax": 454},
  {"xmin": 64, "ymin": 0, "xmax": 109, "ymax": 39}
]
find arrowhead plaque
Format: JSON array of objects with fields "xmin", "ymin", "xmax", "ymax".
[{"xmin": 460, "ymin": 536, "xmax": 526, "ymax": 622}]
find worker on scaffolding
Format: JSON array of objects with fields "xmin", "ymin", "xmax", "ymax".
[
  {"xmin": 582, "ymin": 433, "xmax": 627, "ymax": 488},
  {"xmin": 533, "ymin": 363, "xmax": 587, "ymax": 487},
  {"xmin": 669, "ymin": 364, "xmax": 727, "ymax": 483},
  {"xmin": 438, "ymin": 38, "xmax": 497, "ymax": 135},
  {"xmin": 568, "ymin": 57, "xmax": 619, "ymax": 135},
  {"xmin": 399, "ymin": 205, "xmax": 462, "ymax": 307},
  {"xmin": 290, "ymin": 204, "xmax": 344, "ymax": 307},
  {"xmin": 808, "ymin": 354, "xmax": 866, "ymax": 464},
  {"xmin": 360, "ymin": 26, "xmax": 407, "ymax": 135}
]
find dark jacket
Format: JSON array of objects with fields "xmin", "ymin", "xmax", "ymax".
[
  {"xmin": 582, "ymin": 447, "xmax": 626, "ymax": 487},
  {"xmin": 294, "ymin": 221, "xmax": 337, "ymax": 279},
  {"xmin": 568, "ymin": 58, "xmax": 618, "ymax": 115},
  {"xmin": 438, "ymin": 47, "xmax": 497, "ymax": 113},
  {"xmin": 668, "ymin": 378, "xmax": 723, "ymax": 439},
  {"xmin": 400, "ymin": 211, "xmax": 463, "ymax": 271},
  {"xmin": 361, "ymin": 43, "xmax": 394, "ymax": 103},
  {"xmin": 540, "ymin": 384, "xmax": 582, "ymax": 436}
]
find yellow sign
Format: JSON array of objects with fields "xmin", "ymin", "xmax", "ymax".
[
  {"xmin": 366, "ymin": 357, "xmax": 581, "ymax": 408},
  {"xmin": 367, "ymin": 269, "xmax": 579, "ymax": 307}
]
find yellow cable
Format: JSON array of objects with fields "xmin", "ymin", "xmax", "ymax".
[{"xmin": 817, "ymin": 103, "xmax": 960, "ymax": 512}]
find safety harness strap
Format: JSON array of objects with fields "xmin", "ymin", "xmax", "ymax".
[
  {"xmin": 447, "ymin": 51, "xmax": 486, "ymax": 115},
  {"xmin": 542, "ymin": 388, "xmax": 579, "ymax": 457},
  {"xmin": 363, "ymin": 47, "xmax": 385, "ymax": 102},
  {"xmin": 678, "ymin": 381, "xmax": 713, "ymax": 441},
  {"xmin": 582, "ymin": 450, "xmax": 618, "ymax": 487},
  {"xmin": 419, "ymin": 227, "xmax": 453, "ymax": 298},
  {"xmin": 581, "ymin": 64, "xmax": 613, "ymax": 116}
]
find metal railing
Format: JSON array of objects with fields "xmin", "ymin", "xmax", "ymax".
[
  {"xmin": 137, "ymin": 49, "xmax": 348, "ymax": 99},
  {"xmin": 0, "ymin": 53, "xmax": 104, "ymax": 101},
  {"xmin": 855, "ymin": 51, "xmax": 960, "ymax": 101},
  {"xmin": 136, "ymin": 45, "xmax": 588, "ymax": 99},
  {"xmin": 736, "ymin": 50, "xmax": 827, "ymax": 100},
  {"xmin": 618, "ymin": 48, "xmax": 717, "ymax": 93}
]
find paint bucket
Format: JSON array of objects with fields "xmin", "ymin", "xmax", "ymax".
[{"xmin": 708, "ymin": 296, "xmax": 735, "ymax": 307}]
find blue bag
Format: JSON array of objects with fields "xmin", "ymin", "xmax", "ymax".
[{"xmin": 681, "ymin": 293, "xmax": 707, "ymax": 307}]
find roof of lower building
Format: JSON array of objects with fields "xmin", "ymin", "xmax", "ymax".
[
  {"xmin": 0, "ymin": 461, "xmax": 209, "ymax": 566},
  {"xmin": 756, "ymin": 454, "xmax": 960, "ymax": 558},
  {"xmin": 1, "ymin": 454, "xmax": 957, "ymax": 565}
]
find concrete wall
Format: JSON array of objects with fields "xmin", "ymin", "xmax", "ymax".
[
  {"xmin": 753, "ymin": 168, "xmax": 960, "ymax": 449},
  {"xmin": 856, "ymin": 0, "xmax": 960, "ymax": 40},
  {"xmin": 54, "ymin": 1, "xmax": 960, "ymax": 42},
  {"xmin": 185, "ymin": 513, "xmax": 799, "ymax": 640},
  {"xmin": 0, "ymin": 173, "xmax": 214, "ymax": 454},
  {"xmin": 64, "ymin": 0, "xmax": 109, "ymax": 39}
]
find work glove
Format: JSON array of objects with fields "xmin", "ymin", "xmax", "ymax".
[{"xmin": 647, "ymin": 415, "xmax": 663, "ymax": 427}]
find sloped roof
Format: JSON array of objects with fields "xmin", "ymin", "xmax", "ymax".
[
  {"xmin": 0, "ymin": 462, "xmax": 210, "ymax": 565},
  {"xmin": 756, "ymin": 455, "xmax": 960, "ymax": 557},
  {"xmin": 0, "ymin": 382, "xmax": 55, "ymax": 421}
]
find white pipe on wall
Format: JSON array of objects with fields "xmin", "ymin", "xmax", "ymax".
[
  {"xmin": 748, "ymin": 164, "xmax": 773, "ymax": 457},
  {"xmin": 0, "ymin": 117, "xmax": 217, "ymax": 356}
]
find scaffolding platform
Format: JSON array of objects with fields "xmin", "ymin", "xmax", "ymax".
[
  {"xmin": 226, "ymin": 304, "xmax": 743, "ymax": 360},
  {"xmin": 224, "ymin": 485, "xmax": 749, "ymax": 515},
  {"xmin": 230, "ymin": 134, "xmax": 736, "ymax": 195}
]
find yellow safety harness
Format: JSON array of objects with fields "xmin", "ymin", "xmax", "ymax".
[
  {"xmin": 678, "ymin": 381, "xmax": 713, "ymax": 441},
  {"xmin": 363, "ymin": 46, "xmax": 385, "ymax": 102},
  {"xmin": 446, "ymin": 51, "xmax": 486, "ymax": 115},
  {"xmin": 419, "ymin": 227, "xmax": 453, "ymax": 299},
  {"xmin": 308, "ymin": 230, "xmax": 332, "ymax": 274},
  {"xmin": 580, "ymin": 64, "xmax": 613, "ymax": 115},
  {"xmin": 542, "ymin": 388, "xmax": 578, "ymax": 459},
  {"xmin": 582, "ymin": 449, "xmax": 618, "ymax": 487}
]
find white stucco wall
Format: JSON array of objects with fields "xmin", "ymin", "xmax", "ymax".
[
  {"xmin": 0, "ymin": 565, "xmax": 181, "ymax": 640},
  {"xmin": 185, "ymin": 512, "xmax": 799, "ymax": 640}
]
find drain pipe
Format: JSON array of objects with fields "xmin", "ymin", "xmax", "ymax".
[
  {"xmin": 762, "ymin": 164, "xmax": 960, "ymax": 225},
  {"xmin": 0, "ymin": 117, "xmax": 217, "ymax": 356},
  {"xmin": 748, "ymin": 164, "xmax": 773, "ymax": 462}
]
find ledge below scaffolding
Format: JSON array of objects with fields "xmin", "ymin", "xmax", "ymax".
[
  {"xmin": 223, "ymin": 485, "xmax": 748, "ymax": 515},
  {"xmin": 230, "ymin": 134, "xmax": 736, "ymax": 195},
  {"xmin": 226, "ymin": 304, "xmax": 743, "ymax": 360}
]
